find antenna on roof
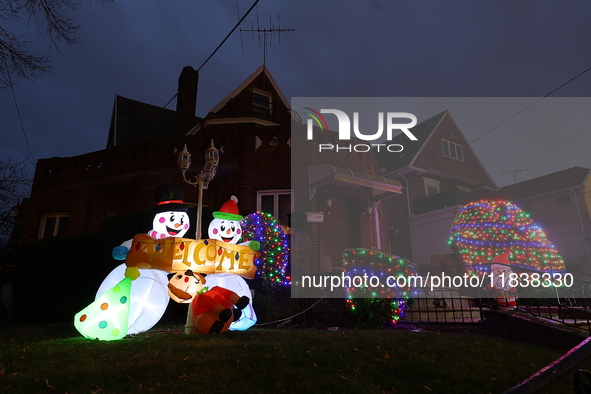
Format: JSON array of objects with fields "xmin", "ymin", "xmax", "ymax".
[
  {"xmin": 500, "ymin": 168, "xmax": 530, "ymax": 184},
  {"xmin": 240, "ymin": 11, "xmax": 294, "ymax": 67}
]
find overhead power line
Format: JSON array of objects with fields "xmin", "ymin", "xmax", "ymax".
[
  {"xmin": 157, "ymin": 0, "xmax": 261, "ymax": 113},
  {"xmin": 469, "ymin": 65, "xmax": 591, "ymax": 145},
  {"xmin": 10, "ymin": 83, "xmax": 36, "ymax": 166}
]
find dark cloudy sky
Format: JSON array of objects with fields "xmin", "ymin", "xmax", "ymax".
[{"xmin": 1, "ymin": 1, "xmax": 590, "ymax": 187}]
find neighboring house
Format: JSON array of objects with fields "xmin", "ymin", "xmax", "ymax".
[
  {"xmin": 499, "ymin": 166, "xmax": 591, "ymax": 275},
  {"xmin": 376, "ymin": 110, "xmax": 499, "ymax": 270},
  {"xmin": 14, "ymin": 65, "xmax": 292, "ymax": 244},
  {"xmin": 291, "ymin": 122, "xmax": 403, "ymax": 275}
]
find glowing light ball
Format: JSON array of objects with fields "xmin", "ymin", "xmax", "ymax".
[
  {"xmin": 449, "ymin": 199, "xmax": 566, "ymax": 274},
  {"xmin": 96, "ymin": 263, "xmax": 170, "ymax": 335},
  {"xmin": 240, "ymin": 212, "xmax": 290, "ymax": 286},
  {"xmin": 204, "ymin": 273, "xmax": 257, "ymax": 331},
  {"xmin": 75, "ymin": 277, "xmax": 131, "ymax": 341}
]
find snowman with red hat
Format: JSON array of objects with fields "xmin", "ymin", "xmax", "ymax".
[
  {"xmin": 196, "ymin": 195, "xmax": 259, "ymax": 331},
  {"xmin": 208, "ymin": 196, "xmax": 260, "ymax": 251}
]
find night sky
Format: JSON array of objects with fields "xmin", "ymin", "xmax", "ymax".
[{"xmin": 1, "ymin": 1, "xmax": 590, "ymax": 187}]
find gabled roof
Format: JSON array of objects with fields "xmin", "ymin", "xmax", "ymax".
[
  {"xmin": 107, "ymin": 95, "xmax": 202, "ymax": 148},
  {"xmin": 209, "ymin": 64, "xmax": 290, "ymax": 114},
  {"xmin": 500, "ymin": 166, "xmax": 591, "ymax": 200},
  {"xmin": 376, "ymin": 111, "xmax": 447, "ymax": 171}
]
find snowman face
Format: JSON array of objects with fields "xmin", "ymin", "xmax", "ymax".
[
  {"xmin": 208, "ymin": 218, "xmax": 242, "ymax": 244},
  {"xmin": 153, "ymin": 211, "xmax": 190, "ymax": 238}
]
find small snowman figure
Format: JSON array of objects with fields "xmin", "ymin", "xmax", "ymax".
[
  {"xmin": 148, "ymin": 183, "xmax": 191, "ymax": 240},
  {"xmin": 208, "ymin": 195, "xmax": 259, "ymax": 251},
  {"xmin": 112, "ymin": 184, "xmax": 190, "ymax": 262},
  {"xmin": 202, "ymin": 196, "xmax": 259, "ymax": 330},
  {"xmin": 97, "ymin": 184, "xmax": 191, "ymax": 335}
]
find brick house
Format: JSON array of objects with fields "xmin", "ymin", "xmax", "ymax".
[
  {"xmin": 13, "ymin": 65, "xmax": 394, "ymax": 280},
  {"xmin": 15, "ymin": 65, "xmax": 292, "ymax": 244}
]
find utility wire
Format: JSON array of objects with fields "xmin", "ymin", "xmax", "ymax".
[
  {"xmin": 156, "ymin": 0, "xmax": 260, "ymax": 113},
  {"xmin": 9, "ymin": 82, "xmax": 36, "ymax": 167},
  {"xmin": 399, "ymin": 64, "xmax": 591, "ymax": 184},
  {"xmin": 469, "ymin": 65, "xmax": 591, "ymax": 145}
]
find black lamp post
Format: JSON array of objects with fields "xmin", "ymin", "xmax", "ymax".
[{"xmin": 178, "ymin": 140, "xmax": 219, "ymax": 240}]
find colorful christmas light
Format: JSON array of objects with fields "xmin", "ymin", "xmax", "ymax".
[
  {"xmin": 342, "ymin": 248, "xmax": 417, "ymax": 324},
  {"xmin": 241, "ymin": 212, "xmax": 291, "ymax": 286},
  {"xmin": 449, "ymin": 200, "xmax": 566, "ymax": 275}
]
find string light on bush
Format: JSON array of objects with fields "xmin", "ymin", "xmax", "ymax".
[
  {"xmin": 449, "ymin": 200, "xmax": 566, "ymax": 274},
  {"xmin": 342, "ymin": 248, "xmax": 417, "ymax": 324},
  {"xmin": 241, "ymin": 211, "xmax": 290, "ymax": 285}
]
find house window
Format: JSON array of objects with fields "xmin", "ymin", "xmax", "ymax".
[
  {"xmin": 558, "ymin": 195, "xmax": 572, "ymax": 204},
  {"xmin": 257, "ymin": 190, "xmax": 292, "ymax": 230},
  {"xmin": 252, "ymin": 89, "xmax": 273, "ymax": 115},
  {"xmin": 442, "ymin": 139, "xmax": 464, "ymax": 161},
  {"xmin": 38, "ymin": 213, "xmax": 69, "ymax": 239},
  {"xmin": 423, "ymin": 177, "xmax": 440, "ymax": 196}
]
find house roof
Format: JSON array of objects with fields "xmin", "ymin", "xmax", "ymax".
[
  {"xmin": 209, "ymin": 64, "xmax": 290, "ymax": 114},
  {"xmin": 376, "ymin": 110, "xmax": 447, "ymax": 171},
  {"xmin": 107, "ymin": 95, "xmax": 202, "ymax": 148},
  {"xmin": 500, "ymin": 166, "xmax": 590, "ymax": 200}
]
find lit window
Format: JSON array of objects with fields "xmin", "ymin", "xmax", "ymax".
[
  {"xmin": 38, "ymin": 213, "xmax": 69, "ymax": 239},
  {"xmin": 252, "ymin": 89, "xmax": 273, "ymax": 115},
  {"xmin": 257, "ymin": 190, "xmax": 292, "ymax": 230},
  {"xmin": 442, "ymin": 139, "xmax": 464, "ymax": 161},
  {"xmin": 423, "ymin": 177, "xmax": 440, "ymax": 196}
]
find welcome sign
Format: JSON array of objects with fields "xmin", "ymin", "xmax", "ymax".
[{"xmin": 125, "ymin": 234, "xmax": 259, "ymax": 279}]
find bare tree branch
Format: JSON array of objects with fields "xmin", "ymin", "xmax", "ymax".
[
  {"xmin": 0, "ymin": 156, "xmax": 31, "ymax": 246},
  {"xmin": 0, "ymin": 0, "xmax": 113, "ymax": 88}
]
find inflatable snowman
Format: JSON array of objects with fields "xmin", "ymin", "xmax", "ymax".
[
  {"xmin": 202, "ymin": 196, "xmax": 259, "ymax": 331},
  {"xmin": 90, "ymin": 184, "xmax": 191, "ymax": 336}
]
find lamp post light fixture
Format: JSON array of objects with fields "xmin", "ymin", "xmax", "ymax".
[
  {"xmin": 178, "ymin": 139, "xmax": 219, "ymax": 240},
  {"xmin": 178, "ymin": 140, "xmax": 219, "ymax": 334}
]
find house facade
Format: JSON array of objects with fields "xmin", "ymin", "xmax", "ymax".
[
  {"xmin": 499, "ymin": 166, "xmax": 591, "ymax": 275},
  {"xmin": 15, "ymin": 65, "xmax": 292, "ymax": 244},
  {"xmin": 376, "ymin": 110, "xmax": 499, "ymax": 271},
  {"xmin": 13, "ymin": 65, "xmax": 396, "ymax": 282}
]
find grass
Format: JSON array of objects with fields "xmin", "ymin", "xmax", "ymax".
[{"xmin": 0, "ymin": 322, "xmax": 588, "ymax": 394}]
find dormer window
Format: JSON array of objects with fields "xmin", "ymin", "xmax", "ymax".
[
  {"xmin": 442, "ymin": 139, "xmax": 464, "ymax": 161},
  {"xmin": 253, "ymin": 89, "xmax": 273, "ymax": 115}
]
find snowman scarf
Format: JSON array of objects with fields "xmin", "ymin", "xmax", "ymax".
[{"xmin": 148, "ymin": 229, "xmax": 169, "ymax": 240}]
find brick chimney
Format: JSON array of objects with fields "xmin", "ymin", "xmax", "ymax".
[{"xmin": 176, "ymin": 66, "xmax": 199, "ymax": 138}]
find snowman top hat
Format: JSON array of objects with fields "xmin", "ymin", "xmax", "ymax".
[
  {"xmin": 212, "ymin": 195, "xmax": 242, "ymax": 221},
  {"xmin": 154, "ymin": 183, "xmax": 189, "ymax": 213}
]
